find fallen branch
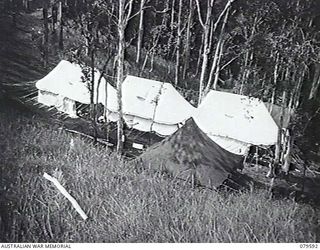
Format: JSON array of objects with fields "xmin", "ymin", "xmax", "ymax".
[{"xmin": 43, "ymin": 172, "xmax": 88, "ymax": 221}]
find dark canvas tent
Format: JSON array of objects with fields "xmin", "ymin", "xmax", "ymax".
[{"xmin": 138, "ymin": 118, "xmax": 244, "ymax": 189}]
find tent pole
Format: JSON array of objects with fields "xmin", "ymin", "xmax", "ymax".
[{"xmin": 255, "ymin": 147, "xmax": 259, "ymax": 168}]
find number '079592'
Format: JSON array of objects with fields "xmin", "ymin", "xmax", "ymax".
[{"xmin": 300, "ymin": 244, "xmax": 318, "ymax": 248}]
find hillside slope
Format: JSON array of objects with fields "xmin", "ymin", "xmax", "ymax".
[{"xmin": 0, "ymin": 98, "xmax": 319, "ymax": 243}]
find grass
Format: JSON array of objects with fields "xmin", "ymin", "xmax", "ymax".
[{"xmin": 0, "ymin": 99, "xmax": 319, "ymax": 243}]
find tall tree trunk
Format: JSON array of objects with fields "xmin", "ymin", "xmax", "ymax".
[
  {"xmin": 294, "ymin": 71, "xmax": 305, "ymax": 109},
  {"xmin": 237, "ymin": 14, "xmax": 259, "ymax": 95},
  {"xmin": 117, "ymin": 5, "xmax": 125, "ymax": 154},
  {"xmin": 146, "ymin": 15, "xmax": 166, "ymax": 73},
  {"xmin": 211, "ymin": 39, "xmax": 224, "ymax": 90},
  {"xmin": 166, "ymin": 0, "xmax": 176, "ymax": 64},
  {"xmin": 239, "ymin": 50, "xmax": 250, "ymax": 95},
  {"xmin": 195, "ymin": 0, "xmax": 234, "ymax": 104},
  {"xmin": 104, "ymin": 78, "xmax": 109, "ymax": 143},
  {"xmin": 195, "ymin": 0, "xmax": 215, "ymax": 105},
  {"xmin": 43, "ymin": 2, "xmax": 49, "ymax": 68},
  {"xmin": 273, "ymin": 52, "xmax": 280, "ymax": 85},
  {"xmin": 116, "ymin": 0, "xmax": 133, "ymax": 154},
  {"xmin": 197, "ymin": 23, "xmax": 212, "ymax": 105},
  {"xmin": 170, "ymin": 0, "xmax": 175, "ymax": 27},
  {"xmin": 278, "ymin": 91, "xmax": 287, "ymax": 160},
  {"xmin": 282, "ymin": 131, "xmax": 292, "ymax": 175},
  {"xmin": 141, "ymin": 50, "xmax": 150, "ymax": 72},
  {"xmin": 309, "ymin": 63, "xmax": 320, "ymax": 100},
  {"xmin": 91, "ymin": 48, "xmax": 97, "ymax": 143},
  {"xmin": 58, "ymin": 0, "xmax": 64, "ymax": 50},
  {"xmin": 267, "ymin": 91, "xmax": 286, "ymax": 178},
  {"xmin": 150, "ymin": 51, "xmax": 156, "ymax": 72},
  {"xmin": 136, "ymin": 0, "xmax": 145, "ymax": 63},
  {"xmin": 269, "ymin": 88, "xmax": 276, "ymax": 113},
  {"xmin": 52, "ymin": 4, "xmax": 57, "ymax": 31},
  {"xmin": 205, "ymin": 5, "xmax": 230, "ymax": 93},
  {"xmin": 243, "ymin": 52, "xmax": 254, "ymax": 92},
  {"xmin": 182, "ymin": 0, "xmax": 193, "ymax": 80},
  {"xmin": 194, "ymin": 34, "xmax": 204, "ymax": 77},
  {"xmin": 174, "ymin": 0, "xmax": 183, "ymax": 86}
]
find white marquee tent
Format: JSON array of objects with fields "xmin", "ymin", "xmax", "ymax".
[
  {"xmin": 109, "ymin": 75, "xmax": 196, "ymax": 136},
  {"xmin": 36, "ymin": 66, "xmax": 195, "ymax": 137},
  {"xmin": 193, "ymin": 90, "xmax": 279, "ymax": 155},
  {"xmin": 36, "ymin": 63, "xmax": 279, "ymax": 154},
  {"xmin": 36, "ymin": 60, "xmax": 117, "ymax": 118}
]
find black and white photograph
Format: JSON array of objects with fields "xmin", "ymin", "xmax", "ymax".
[{"xmin": 0, "ymin": 0, "xmax": 320, "ymax": 246}]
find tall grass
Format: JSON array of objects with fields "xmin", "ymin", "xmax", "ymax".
[{"xmin": 0, "ymin": 102, "xmax": 319, "ymax": 243}]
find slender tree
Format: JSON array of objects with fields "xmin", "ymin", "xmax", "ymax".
[
  {"xmin": 205, "ymin": 0, "xmax": 233, "ymax": 93},
  {"xmin": 42, "ymin": 0, "xmax": 49, "ymax": 68},
  {"xmin": 58, "ymin": 0, "xmax": 64, "ymax": 50},
  {"xmin": 309, "ymin": 63, "xmax": 320, "ymax": 100},
  {"xmin": 174, "ymin": 0, "xmax": 183, "ymax": 86},
  {"xmin": 116, "ymin": 0, "xmax": 134, "ymax": 154},
  {"xmin": 182, "ymin": 0, "xmax": 194, "ymax": 80},
  {"xmin": 195, "ymin": 0, "xmax": 215, "ymax": 105},
  {"xmin": 136, "ymin": 0, "xmax": 146, "ymax": 63}
]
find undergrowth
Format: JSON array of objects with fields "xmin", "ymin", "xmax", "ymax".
[{"xmin": 0, "ymin": 101, "xmax": 319, "ymax": 243}]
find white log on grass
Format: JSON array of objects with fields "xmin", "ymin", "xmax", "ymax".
[{"xmin": 43, "ymin": 172, "xmax": 88, "ymax": 221}]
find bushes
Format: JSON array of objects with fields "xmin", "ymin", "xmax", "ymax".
[{"xmin": 0, "ymin": 103, "xmax": 319, "ymax": 242}]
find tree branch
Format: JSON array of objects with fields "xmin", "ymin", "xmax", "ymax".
[
  {"xmin": 124, "ymin": 0, "xmax": 134, "ymax": 27},
  {"xmin": 213, "ymin": 0, "xmax": 235, "ymax": 32},
  {"xmin": 195, "ymin": 0, "xmax": 205, "ymax": 28}
]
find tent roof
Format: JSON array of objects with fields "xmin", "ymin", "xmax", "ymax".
[
  {"xmin": 36, "ymin": 60, "xmax": 117, "ymax": 109},
  {"xmin": 138, "ymin": 118, "xmax": 243, "ymax": 189},
  {"xmin": 193, "ymin": 90, "xmax": 279, "ymax": 146},
  {"xmin": 121, "ymin": 75, "xmax": 195, "ymax": 125},
  {"xmin": 264, "ymin": 102, "xmax": 293, "ymax": 129}
]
